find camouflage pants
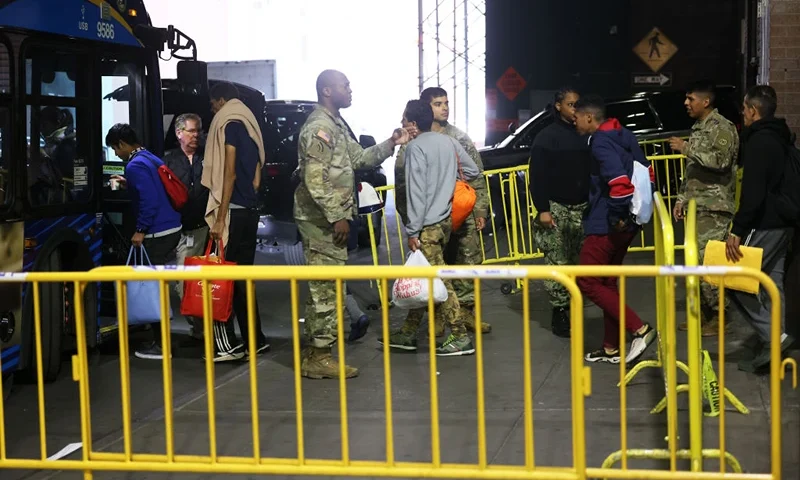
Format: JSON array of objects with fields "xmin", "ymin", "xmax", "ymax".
[
  {"xmin": 297, "ymin": 220, "xmax": 348, "ymax": 348},
  {"xmin": 534, "ymin": 202, "xmax": 587, "ymax": 308},
  {"xmin": 444, "ymin": 215, "xmax": 483, "ymax": 306},
  {"xmin": 697, "ymin": 211, "xmax": 733, "ymax": 319},
  {"xmin": 402, "ymin": 219, "xmax": 466, "ymax": 336}
]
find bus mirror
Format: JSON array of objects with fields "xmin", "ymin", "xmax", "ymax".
[{"xmin": 177, "ymin": 60, "xmax": 208, "ymax": 94}]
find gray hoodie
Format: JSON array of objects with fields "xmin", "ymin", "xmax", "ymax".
[{"xmin": 404, "ymin": 131, "xmax": 481, "ymax": 237}]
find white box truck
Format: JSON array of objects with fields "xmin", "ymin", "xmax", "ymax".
[{"xmin": 206, "ymin": 59, "xmax": 277, "ymax": 99}]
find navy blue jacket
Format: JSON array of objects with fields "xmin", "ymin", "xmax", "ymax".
[
  {"xmin": 126, "ymin": 149, "xmax": 182, "ymax": 235},
  {"xmin": 585, "ymin": 118, "xmax": 653, "ymax": 235}
]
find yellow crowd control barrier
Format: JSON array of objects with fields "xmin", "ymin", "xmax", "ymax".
[
  {"xmin": 0, "ymin": 264, "xmax": 794, "ymax": 479},
  {"xmin": 366, "ymin": 167, "xmax": 543, "ymax": 299},
  {"xmin": 621, "ymin": 196, "xmax": 747, "ymax": 417},
  {"xmin": 368, "ymin": 143, "xmax": 687, "ymax": 283}
]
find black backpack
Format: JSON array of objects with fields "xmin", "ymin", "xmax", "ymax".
[{"xmin": 773, "ymin": 142, "xmax": 800, "ymax": 226}]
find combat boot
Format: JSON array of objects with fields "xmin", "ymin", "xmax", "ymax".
[
  {"xmin": 461, "ymin": 305, "xmax": 492, "ymax": 334},
  {"xmin": 300, "ymin": 346, "xmax": 358, "ymax": 379},
  {"xmin": 551, "ymin": 307, "xmax": 570, "ymax": 338}
]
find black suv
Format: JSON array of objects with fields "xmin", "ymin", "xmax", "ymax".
[
  {"xmin": 479, "ymin": 86, "xmax": 742, "ymax": 226},
  {"xmin": 260, "ymin": 100, "xmax": 387, "ymax": 249}
]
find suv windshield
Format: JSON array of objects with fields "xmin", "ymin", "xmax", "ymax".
[{"xmin": 264, "ymin": 110, "xmax": 307, "ymax": 154}]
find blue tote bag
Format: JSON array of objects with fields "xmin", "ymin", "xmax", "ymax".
[{"xmin": 120, "ymin": 246, "xmax": 172, "ymax": 326}]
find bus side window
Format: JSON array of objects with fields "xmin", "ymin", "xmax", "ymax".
[
  {"xmin": 100, "ymin": 60, "xmax": 142, "ymax": 187},
  {"xmin": 25, "ymin": 49, "xmax": 91, "ymax": 208}
]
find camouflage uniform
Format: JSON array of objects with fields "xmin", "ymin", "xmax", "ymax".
[
  {"xmin": 678, "ymin": 108, "xmax": 739, "ymax": 324},
  {"xmin": 398, "ymin": 218, "xmax": 465, "ymax": 336},
  {"xmin": 533, "ymin": 201, "xmax": 587, "ymax": 307},
  {"xmin": 395, "ymin": 124, "xmax": 490, "ymax": 334},
  {"xmin": 295, "ymin": 105, "xmax": 395, "ymax": 377}
]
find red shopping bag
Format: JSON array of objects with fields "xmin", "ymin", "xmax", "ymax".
[{"xmin": 180, "ymin": 239, "xmax": 235, "ymax": 321}]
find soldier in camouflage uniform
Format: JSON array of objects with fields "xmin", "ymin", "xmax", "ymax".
[
  {"xmin": 295, "ymin": 70, "xmax": 410, "ymax": 379},
  {"xmin": 528, "ymin": 88, "xmax": 591, "ymax": 338},
  {"xmin": 395, "ymin": 87, "xmax": 490, "ymax": 337},
  {"xmin": 669, "ymin": 81, "xmax": 739, "ymax": 336}
]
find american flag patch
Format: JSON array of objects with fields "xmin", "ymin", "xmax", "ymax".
[{"xmin": 316, "ymin": 130, "xmax": 332, "ymax": 144}]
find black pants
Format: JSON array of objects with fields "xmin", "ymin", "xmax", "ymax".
[
  {"xmin": 213, "ymin": 209, "xmax": 266, "ymax": 351},
  {"xmin": 143, "ymin": 231, "xmax": 181, "ymax": 343}
]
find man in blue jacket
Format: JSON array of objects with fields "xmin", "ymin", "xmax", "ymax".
[
  {"xmin": 106, "ymin": 123, "xmax": 182, "ymax": 361},
  {"xmin": 573, "ymin": 95, "xmax": 656, "ymax": 365}
]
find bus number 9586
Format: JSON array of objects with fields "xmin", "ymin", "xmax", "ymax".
[{"xmin": 96, "ymin": 22, "xmax": 115, "ymax": 39}]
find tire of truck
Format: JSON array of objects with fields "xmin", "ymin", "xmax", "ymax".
[{"xmin": 17, "ymin": 250, "xmax": 64, "ymax": 384}]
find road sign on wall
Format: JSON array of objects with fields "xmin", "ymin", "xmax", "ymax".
[
  {"xmin": 633, "ymin": 27, "xmax": 678, "ymax": 73},
  {"xmin": 496, "ymin": 67, "xmax": 527, "ymax": 101}
]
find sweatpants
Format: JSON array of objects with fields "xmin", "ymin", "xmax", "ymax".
[
  {"xmin": 212, "ymin": 209, "xmax": 267, "ymax": 352},
  {"xmin": 577, "ymin": 231, "xmax": 645, "ymax": 349},
  {"xmin": 729, "ymin": 228, "xmax": 793, "ymax": 344}
]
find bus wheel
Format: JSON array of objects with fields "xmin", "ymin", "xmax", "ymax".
[
  {"xmin": 18, "ymin": 251, "xmax": 64, "ymax": 384},
  {"xmin": 2, "ymin": 372, "xmax": 12, "ymax": 401}
]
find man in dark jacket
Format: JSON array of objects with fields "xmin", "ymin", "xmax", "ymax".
[
  {"xmin": 725, "ymin": 85, "xmax": 796, "ymax": 373},
  {"xmin": 528, "ymin": 87, "xmax": 591, "ymax": 338},
  {"xmin": 573, "ymin": 95, "xmax": 656, "ymax": 365},
  {"xmin": 164, "ymin": 113, "xmax": 208, "ymax": 340}
]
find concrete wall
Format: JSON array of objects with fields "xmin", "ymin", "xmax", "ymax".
[{"xmin": 770, "ymin": 0, "xmax": 800, "ymax": 136}]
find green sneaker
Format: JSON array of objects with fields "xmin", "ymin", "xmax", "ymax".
[
  {"xmin": 378, "ymin": 330, "xmax": 418, "ymax": 351},
  {"xmin": 435, "ymin": 334, "xmax": 475, "ymax": 356}
]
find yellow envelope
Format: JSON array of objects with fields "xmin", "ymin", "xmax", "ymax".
[{"xmin": 702, "ymin": 240, "xmax": 763, "ymax": 294}]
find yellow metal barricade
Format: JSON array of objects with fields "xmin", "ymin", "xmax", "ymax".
[
  {"xmin": 366, "ymin": 167, "xmax": 543, "ymax": 298},
  {"xmin": 367, "ymin": 138, "xmax": 688, "ymax": 283},
  {"xmin": 0, "ymin": 264, "xmax": 794, "ymax": 479}
]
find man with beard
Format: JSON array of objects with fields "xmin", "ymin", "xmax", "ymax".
[{"xmin": 725, "ymin": 85, "xmax": 796, "ymax": 372}]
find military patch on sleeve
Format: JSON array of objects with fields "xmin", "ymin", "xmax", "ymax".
[{"xmin": 316, "ymin": 129, "xmax": 332, "ymax": 145}]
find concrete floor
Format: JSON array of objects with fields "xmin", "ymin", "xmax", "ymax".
[{"xmin": 1, "ymin": 222, "xmax": 798, "ymax": 480}]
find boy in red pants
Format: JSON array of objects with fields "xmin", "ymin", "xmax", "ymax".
[{"xmin": 573, "ymin": 95, "xmax": 656, "ymax": 365}]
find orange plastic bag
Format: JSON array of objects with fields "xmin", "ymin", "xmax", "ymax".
[
  {"xmin": 450, "ymin": 142, "xmax": 477, "ymax": 231},
  {"xmin": 452, "ymin": 180, "xmax": 476, "ymax": 231}
]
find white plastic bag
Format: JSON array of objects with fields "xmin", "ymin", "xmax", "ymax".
[
  {"xmin": 391, "ymin": 250, "xmax": 449, "ymax": 310},
  {"xmin": 630, "ymin": 161, "xmax": 654, "ymax": 225}
]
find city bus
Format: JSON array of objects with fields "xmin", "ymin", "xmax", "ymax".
[{"xmin": 0, "ymin": 0, "xmax": 206, "ymax": 396}]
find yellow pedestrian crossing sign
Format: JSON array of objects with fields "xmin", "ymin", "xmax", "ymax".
[{"xmin": 633, "ymin": 27, "xmax": 678, "ymax": 73}]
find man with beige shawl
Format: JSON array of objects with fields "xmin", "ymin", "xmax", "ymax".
[{"xmin": 202, "ymin": 81, "xmax": 269, "ymax": 362}]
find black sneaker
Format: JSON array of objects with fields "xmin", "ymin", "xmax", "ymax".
[
  {"xmin": 626, "ymin": 324, "xmax": 656, "ymax": 364},
  {"xmin": 205, "ymin": 344, "xmax": 245, "ymax": 363},
  {"xmin": 585, "ymin": 349, "xmax": 620, "ymax": 364},
  {"xmin": 348, "ymin": 315, "xmax": 371, "ymax": 342},
  {"xmin": 738, "ymin": 334, "xmax": 795, "ymax": 373},
  {"xmin": 134, "ymin": 342, "xmax": 169, "ymax": 360}
]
